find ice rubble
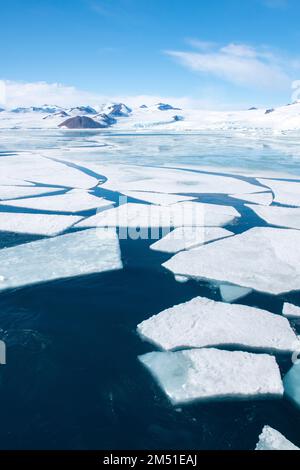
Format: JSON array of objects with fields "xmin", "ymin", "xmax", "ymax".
[
  {"xmin": 283, "ymin": 303, "xmax": 300, "ymax": 319},
  {"xmin": 1, "ymin": 189, "xmax": 114, "ymax": 213},
  {"xmin": 150, "ymin": 227, "xmax": 233, "ymax": 253},
  {"xmin": 284, "ymin": 363, "xmax": 300, "ymax": 409},
  {"xmin": 138, "ymin": 349, "xmax": 283, "ymax": 405},
  {"xmin": 0, "ymin": 228, "xmax": 122, "ymax": 292},
  {"xmin": 163, "ymin": 227, "xmax": 300, "ymax": 295},
  {"xmin": 255, "ymin": 426, "xmax": 299, "ymax": 451},
  {"xmin": 119, "ymin": 191, "xmax": 196, "ymax": 206},
  {"xmin": 231, "ymin": 192, "xmax": 273, "ymax": 206},
  {"xmin": 258, "ymin": 178, "xmax": 300, "ymax": 207},
  {"xmin": 137, "ymin": 296, "xmax": 298, "ymax": 353},
  {"xmin": 246, "ymin": 204, "xmax": 300, "ymax": 230},
  {"xmin": 0, "ymin": 155, "xmax": 97, "ymax": 189},
  {"xmin": 76, "ymin": 202, "xmax": 240, "ymax": 230},
  {"xmin": 0, "ymin": 185, "xmax": 62, "ymax": 201},
  {"xmin": 0, "ymin": 212, "xmax": 81, "ymax": 236}
]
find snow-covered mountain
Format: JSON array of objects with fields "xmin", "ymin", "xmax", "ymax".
[{"xmin": 1, "ymin": 100, "xmax": 300, "ymax": 133}]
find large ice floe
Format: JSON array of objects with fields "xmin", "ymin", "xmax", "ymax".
[
  {"xmin": 0, "ymin": 185, "xmax": 63, "ymax": 201},
  {"xmin": 0, "ymin": 228, "xmax": 122, "ymax": 292},
  {"xmin": 246, "ymin": 204, "xmax": 300, "ymax": 230},
  {"xmin": 150, "ymin": 227, "xmax": 233, "ymax": 254},
  {"xmin": 138, "ymin": 348, "xmax": 283, "ymax": 405},
  {"xmin": 100, "ymin": 164, "xmax": 262, "ymax": 195},
  {"xmin": 258, "ymin": 178, "xmax": 300, "ymax": 207},
  {"xmin": 283, "ymin": 303, "xmax": 300, "ymax": 319},
  {"xmin": 137, "ymin": 296, "xmax": 298, "ymax": 354},
  {"xmin": 163, "ymin": 227, "xmax": 300, "ymax": 295},
  {"xmin": 1, "ymin": 189, "xmax": 114, "ymax": 213},
  {"xmin": 76, "ymin": 202, "xmax": 240, "ymax": 230},
  {"xmin": 0, "ymin": 155, "xmax": 98, "ymax": 189},
  {"xmin": 255, "ymin": 426, "xmax": 299, "ymax": 450},
  {"xmin": 0, "ymin": 212, "xmax": 81, "ymax": 236},
  {"xmin": 283, "ymin": 362, "xmax": 300, "ymax": 409}
]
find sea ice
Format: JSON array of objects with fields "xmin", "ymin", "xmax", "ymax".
[
  {"xmin": 0, "ymin": 228, "xmax": 122, "ymax": 292},
  {"xmin": 283, "ymin": 303, "xmax": 300, "ymax": 319},
  {"xmin": 0, "ymin": 185, "xmax": 63, "ymax": 201},
  {"xmin": 284, "ymin": 363, "xmax": 300, "ymax": 409},
  {"xmin": 0, "ymin": 212, "xmax": 81, "ymax": 236},
  {"xmin": 76, "ymin": 202, "xmax": 240, "ymax": 230},
  {"xmin": 137, "ymin": 296, "xmax": 298, "ymax": 353},
  {"xmin": 139, "ymin": 348, "xmax": 283, "ymax": 405},
  {"xmin": 258, "ymin": 178, "xmax": 300, "ymax": 207},
  {"xmin": 255, "ymin": 426, "xmax": 299, "ymax": 450},
  {"xmin": 219, "ymin": 284, "xmax": 252, "ymax": 302},
  {"xmin": 0, "ymin": 155, "xmax": 98, "ymax": 189},
  {"xmin": 246, "ymin": 204, "xmax": 300, "ymax": 230},
  {"xmin": 163, "ymin": 227, "xmax": 300, "ymax": 295},
  {"xmin": 231, "ymin": 192, "xmax": 273, "ymax": 206},
  {"xmin": 150, "ymin": 227, "xmax": 233, "ymax": 254},
  {"xmin": 119, "ymin": 191, "xmax": 196, "ymax": 206},
  {"xmin": 1, "ymin": 189, "xmax": 114, "ymax": 213}
]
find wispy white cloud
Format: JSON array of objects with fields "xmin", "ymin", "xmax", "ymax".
[
  {"xmin": 262, "ymin": 0, "xmax": 288, "ymax": 9},
  {"xmin": 166, "ymin": 41, "xmax": 295, "ymax": 90},
  {"xmin": 0, "ymin": 79, "xmax": 217, "ymax": 110}
]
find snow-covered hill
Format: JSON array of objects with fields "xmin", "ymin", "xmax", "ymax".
[{"xmin": 1, "ymin": 100, "xmax": 300, "ymax": 133}]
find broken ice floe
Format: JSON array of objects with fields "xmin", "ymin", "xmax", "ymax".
[
  {"xmin": 219, "ymin": 284, "xmax": 252, "ymax": 302},
  {"xmin": 283, "ymin": 303, "xmax": 300, "ymax": 319},
  {"xmin": 0, "ymin": 228, "xmax": 122, "ymax": 292},
  {"xmin": 138, "ymin": 348, "xmax": 283, "ymax": 405},
  {"xmin": 0, "ymin": 185, "xmax": 61, "ymax": 201},
  {"xmin": 0, "ymin": 155, "xmax": 97, "ymax": 189},
  {"xmin": 0, "ymin": 212, "xmax": 81, "ymax": 236},
  {"xmin": 231, "ymin": 192, "xmax": 273, "ymax": 206},
  {"xmin": 163, "ymin": 227, "xmax": 300, "ymax": 295},
  {"xmin": 258, "ymin": 178, "xmax": 300, "ymax": 207},
  {"xmin": 1, "ymin": 189, "xmax": 114, "ymax": 213},
  {"xmin": 284, "ymin": 362, "xmax": 300, "ymax": 410},
  {"xmin": 119, "ymin": 191, "xmax": 196, "ymax": 206},
  {"xmin": 255, "ymin": 426, "xmax": 299, "ymax": 451},
  {"xmin": 76, "ymin": 202, "xmax": 240, "ymax": 231},
  {"xmin": 246, "ymin": 204, "xmax": 300, "ymax": 230},
  {"xmin": 150, "ymin": 227, "xmax": 233, "ymax": 254},
  {"xmin": 137, "ymin": 296, "xmax": 298, "ymax": 354}
]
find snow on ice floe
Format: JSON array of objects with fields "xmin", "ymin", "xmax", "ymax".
[
  {"xmin": 0, "ymin": 212, "xmax": 81, "ymax": 236},
  {"xmin": 100, "ymin": 164, "xmax": 262, "ymax": 196},
  {"xmin": 219, "ymin": 284, "xmax": 252, "ymax": 302},
  {"xmin": 258, "ymin": 178, "xmax": 300, "ymax": 207},
  {"xmin": 255, "ymin": 426, "xmax": 299, "ymax": 451},
  {"xmin": 0, "ymin": 228, "xmax": 122, "ymax": 292},
  {"xmin": 1, "ymin": 189, "xmax": 114, "ymax": 213},
  {"xmin": 0, "ymin": 185, "xmax": 62, "ymax": 201},
  {"xmin": 0, "ymin": 155, "xmax": 97, "ymax": 189},
  {"xmin": 231, "ymin": 192, "xmax": 273, "ymax": 206},
  {"xmin": 138, "ymin": 348, "xmax": 283, "ymax": 405},
  {"xmin": 163, "ymin": 227, "xmax": 300, "ymax": 295},
  {"xmin": 246, "ymin": 204, "xmax": 300, "ymax": 230},
  {"xmin": 76, "ymin": 202, "xmax": 240, "ymax": 230},
  {"xmin": 119, "ymin": 191, "xmax": 196, "ymax": 206},
  {"xmin": 283, "ymin": 303, "xmax": 300, "ymax": 319},
  {"xmin": 283, "ymin": 362, "xmax": 300, "ymax": 409},
  {"xmin": 137, "ymin": 296, "xmax": 298, "ymax": 354},
  {"xmin": 150, "ymin": 227, "xmax": 233, "ymax": 254}
]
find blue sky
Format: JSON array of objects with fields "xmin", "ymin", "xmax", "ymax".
[{"xmin": 1, "ymin": 0, "xmax": 300, "ymax": 108}]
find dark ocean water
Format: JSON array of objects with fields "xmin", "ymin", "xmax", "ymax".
[{"xmin": 0, "ymin": 132, "xmax": 299, "ymax": 450}]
